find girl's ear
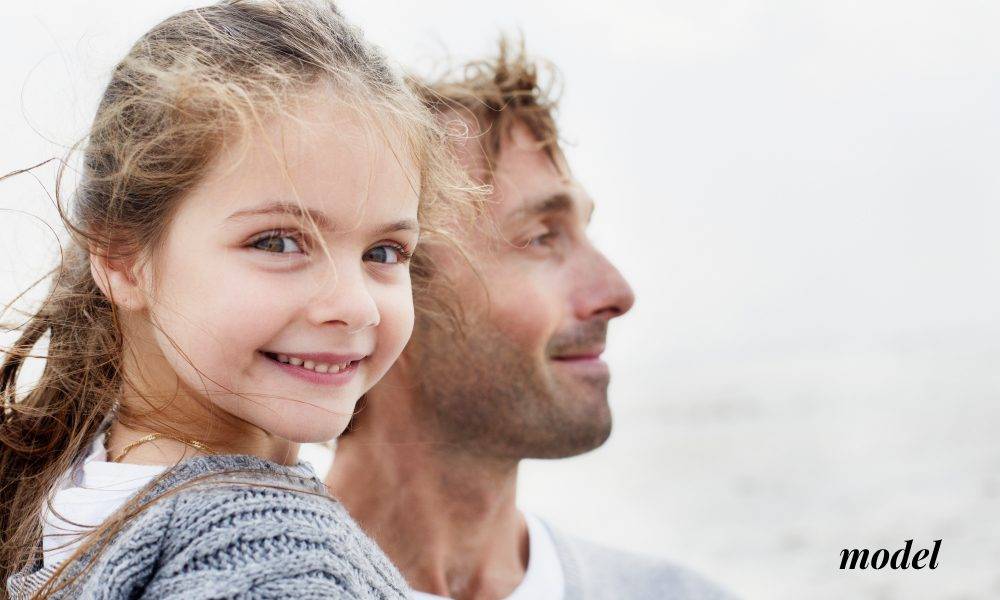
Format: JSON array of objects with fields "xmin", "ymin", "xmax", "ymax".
[{"xmin": 89, "ymin": 247, "xmax": 149, "ymax": 312}]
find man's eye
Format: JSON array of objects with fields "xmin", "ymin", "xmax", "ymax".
[
  {"xmin": 250, "ymin": 234, "xmax": 303, "ymax": 254},
  {"xmin": 528, "ymin": 231, "xmax": 556, "ymax": 247},
  {"xmin": 363, "ymin": 244, "xmax": 410, "ymax": 264}
]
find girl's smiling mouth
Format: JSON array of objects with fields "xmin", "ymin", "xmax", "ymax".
[{"xmin": 259, "ymin": 350, "xmax": 367, "ymax": 385}]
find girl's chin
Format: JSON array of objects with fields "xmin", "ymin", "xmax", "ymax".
[{"xmin": 261, "ymin": 406, "xmax": 355, "ymax": 444}]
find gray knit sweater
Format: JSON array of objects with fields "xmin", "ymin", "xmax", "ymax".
[{"xmin": 6, "ymin": 454, "xmax": 410, "ymax": 599}]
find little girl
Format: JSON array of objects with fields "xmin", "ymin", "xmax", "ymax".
[{"xmin": 0, "ymin": 1, "xmax": 470, "ymax": 598}]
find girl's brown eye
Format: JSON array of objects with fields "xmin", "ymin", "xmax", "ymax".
[{"xmin": 252, "ymin": 234, "xmax": 302, "ymax": 254}]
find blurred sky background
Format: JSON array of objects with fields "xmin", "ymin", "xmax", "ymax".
[{"xmin": 2, "ymin": 1, "xmax": 999, "ymax": 598}]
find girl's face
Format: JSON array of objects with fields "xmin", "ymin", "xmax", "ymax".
[{"xmin": 131, "ymin": 96, "xmax": 419, "ymax": 446}]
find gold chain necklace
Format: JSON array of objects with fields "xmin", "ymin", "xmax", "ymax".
[{"xmin": 108, "ymin": 433, "xmax": 214, "ymax": 464}]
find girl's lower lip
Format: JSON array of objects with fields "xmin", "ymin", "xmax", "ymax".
[{"xmin": 260, "ymin": 352, "xmax": 361, "ymax": 386}]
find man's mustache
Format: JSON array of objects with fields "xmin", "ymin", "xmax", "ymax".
[{"xmin": 546, "ymin": 320, "xmax": 608, "ymax": 357}]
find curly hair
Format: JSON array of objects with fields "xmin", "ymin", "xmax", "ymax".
[{"xmin": 412, "ymin": 35, "xmax": 564, "ymax": 178}]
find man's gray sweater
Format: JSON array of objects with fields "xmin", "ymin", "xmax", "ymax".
[{"xmin": 6, "ymin": 454, "xmax": 410, "ymax": 599}]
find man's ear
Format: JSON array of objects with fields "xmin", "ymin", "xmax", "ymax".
[{"xmin": 89, "ymin": 247, "xmax": 149, "ymax": 312}]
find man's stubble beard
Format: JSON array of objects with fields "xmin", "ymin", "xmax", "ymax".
[{"xmin": 410, "ymin": 315, "xmax": 613, "ymax": 461}]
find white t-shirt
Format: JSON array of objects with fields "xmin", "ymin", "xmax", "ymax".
[
  {"xmin": 411, "ymin": 512, "xmax": 565, "ymax": 600},
  {"xmin": 41, "ymin": 434, "xmax": 167, "ymax": 568}
]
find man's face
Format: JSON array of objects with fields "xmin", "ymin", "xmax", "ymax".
[{"xmin": 409, "ymin": 120, "xmax": 635, "ymax": 460}]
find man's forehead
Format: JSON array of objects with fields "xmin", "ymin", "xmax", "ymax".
[
  {"xmin": 491, "ymin": 170, "xmax": 595, "ymax": 225},
  {"xmin": 489, "ymin": 125, "xmax": 593, "ymax": 221}
]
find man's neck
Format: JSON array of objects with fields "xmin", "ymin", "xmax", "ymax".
[{"xmin": 328, "ymin": 412, "xmax": 528, "ymax": 600}]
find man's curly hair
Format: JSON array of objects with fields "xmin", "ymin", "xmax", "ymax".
[{"xmin": 411, "ymin": 36, "xmax": 564, "ymax": 177}]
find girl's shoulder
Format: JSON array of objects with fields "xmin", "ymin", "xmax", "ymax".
[
  {"xmin": 146, "ymin": 452, "xmax": 345, "ymax": 538},
  {"xmin": 140, "ymin": 454, "xmax": 409, "ymax": 598},
  {"xmin": 9, "ymin": 455, "xmax": 410, "ymax": 600}
]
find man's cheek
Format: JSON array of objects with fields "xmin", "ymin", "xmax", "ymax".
[{"xmin": 489, "ymin": 285, "xmax": 557, "ymax": 349}]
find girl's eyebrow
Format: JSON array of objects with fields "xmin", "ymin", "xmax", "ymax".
[
  {"xmin": 227, "ymin": 201, "xmax": 333, "ymax": 229},
  {"xmin": 375, "ymin": 219, "xmax": 419, "ymax": 235},
  {"xmin": 226, "ymin": 201, "xmax": 417, "ymax": 235}
]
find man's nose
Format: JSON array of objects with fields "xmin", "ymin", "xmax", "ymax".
[
  {"xmin": 305, "ymin": 264, "xmax": 380, "ymax": 333},
  {"xmin": 572, "ymin": 243, "xmax": 635, "ymax": 321}
]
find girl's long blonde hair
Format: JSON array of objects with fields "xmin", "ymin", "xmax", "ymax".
[{"xmin": 0, "ymin": 0, "xmax": 474, "ymax": 592}]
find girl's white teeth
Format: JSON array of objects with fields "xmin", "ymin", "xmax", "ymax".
[{"xmin": 271, "ymin": 352, "xmax": 351, "ymax": 374}]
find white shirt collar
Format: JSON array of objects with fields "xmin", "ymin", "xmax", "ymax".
[{"xmin": 410, "ymin": 511, "xmax": 565, "ymax": 600}]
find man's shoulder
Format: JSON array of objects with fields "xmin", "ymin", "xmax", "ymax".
[{"xmin": 543, "ymin": 522, "xmax": 738, "ymax": 600}]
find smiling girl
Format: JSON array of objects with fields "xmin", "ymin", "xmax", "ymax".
[{"xmin": 0, "ymin": 1, "xmax": 471, "ymax": 598}]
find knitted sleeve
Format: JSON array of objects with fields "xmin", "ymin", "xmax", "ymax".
[
  {"xmin": 43, "ymin": 495, "xmax": 178, "ymax": 600},
  {"xmin": 137, "ymin": 483, "xmax": 410, "ymax": 600}
]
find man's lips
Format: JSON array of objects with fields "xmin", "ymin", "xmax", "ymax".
[
  {"xmin": 552, "ymin": 354, "xmax": 603, "ymax": 361},
  {"xmin": 551, "ymin": 348, "xmax": 610, "ymax": 380},
  {"xmin": 550, "ymin": 347, "xmax": 606, "ymax": 361}
]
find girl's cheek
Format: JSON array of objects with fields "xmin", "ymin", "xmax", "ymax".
[
  {"xmin": 213, "ymin": 264, "xmax": 304, "ymax": 309},
  {"xmin": 375, "ymin": 283, "xmax": 416, "ymax": 358},
  {"xmin": 179, "ymin": 270, "xmax": 302, "ymax": 357}
]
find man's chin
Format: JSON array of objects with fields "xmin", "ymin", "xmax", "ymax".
[
  {"xmin": 524, "ymin": 419, "xmax": 612, "ymax": 459},
  {"xmin": 524, "ymin": 392, "xmax": 613, "ymax": 459}
]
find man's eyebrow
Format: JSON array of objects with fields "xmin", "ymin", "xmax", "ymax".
[
  {"xmin": 508, "ymin": 192, "xmax": 597, "ymax": 225},
  {"xmin": 226, "ymin": 201, "xmax": 418, "ymax": 235},
  {"xmin": 508, "ymin": 193, "xmax": 574, "ymax": 221}
]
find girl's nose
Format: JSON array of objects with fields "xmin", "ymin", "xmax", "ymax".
[{"xmin": 305, "ymin": 265, "xmax": 380, "ymax": 333}]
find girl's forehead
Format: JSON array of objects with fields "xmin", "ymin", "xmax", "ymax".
[
  {"xmin": 181, "ymin": 100, "xmax": 420, "ymax": 224},
  {"xmin": 228, "ymin": 97, "xmax": 416, "ymax": 174}
]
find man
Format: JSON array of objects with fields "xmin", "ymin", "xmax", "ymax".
[{"xmin": 327, "ymin": 40, "xmax": 735, "ymax": 600}]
